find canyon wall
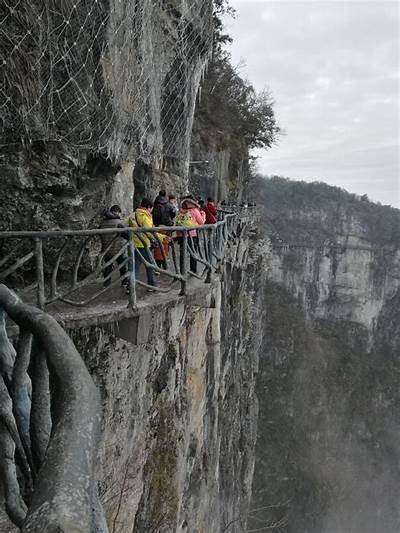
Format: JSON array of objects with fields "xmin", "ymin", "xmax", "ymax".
[
  {"xmin": 0, "ymin": 1, "xmax": 213, "ymax": 233},
  {"xmin": 250, "ymin": 178, "xmax": 400, "ymax": 533},
  {"xmin": 61, "ymin": 221, "xmax": 265, "ymax": 533}
]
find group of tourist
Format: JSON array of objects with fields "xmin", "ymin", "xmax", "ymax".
[{"xmin": 99, "ymin": 191, "xmax": 219, "ymax": 289}]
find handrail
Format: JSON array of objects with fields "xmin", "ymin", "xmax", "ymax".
[
  {"xmin": 0, "ymin": 208, "xmax": 260, "ymax": 239},
  {"xmin": 0, "ymin": 284, "xmax": 105, "ymax": 531},
  {"xmin": 0, "ymin": 221, "xmax": 229, "ymax": 239},
  {"xmin": 0, "ymin": 213, "xmax": 247, "ymax": 309}
]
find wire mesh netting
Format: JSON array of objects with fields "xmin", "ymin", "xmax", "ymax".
[{"xmin": 0, "ymin": 0, "xmax": 213, "ymax": 163}]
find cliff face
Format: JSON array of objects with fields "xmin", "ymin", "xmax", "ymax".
[
  {"xmin": 1, "ymin": 5, "xmax": 271, "ymax": 529},
  {"xmin": 0, "ymin": 1, "xmax": 213, "ymax": 232},
  {"xmin": 189, "ymin": 130, "xmax": 249, "ymax": 204},
  {"xmin": 266, "ymin": 214, "xmax": 400, "ymax": 334},
  {"xmin": 65, "ymin": 223, "xmax": 264, "ymax": 532},
  {"xmin": 250, "ymin": 178, "xmax": 400, "ymax": 533}
]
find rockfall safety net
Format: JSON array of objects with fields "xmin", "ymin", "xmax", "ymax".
[{"xmin": 0, "ymin": 0, "xmax": 213, "ymax": 164}]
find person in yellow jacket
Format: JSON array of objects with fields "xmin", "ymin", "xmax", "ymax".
[{"xmin": 127, "ymin": 198, "xmax": 164, "ymax": 287}]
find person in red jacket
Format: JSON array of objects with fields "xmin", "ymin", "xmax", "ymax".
[
  {"xmin": 205, "ymin": 196, "xmax": 218, "ymax": 224},
  {"xmin": 206, "ymin": 196, "xmax": 218, "ymax": 220}
]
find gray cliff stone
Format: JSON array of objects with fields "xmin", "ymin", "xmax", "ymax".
[
  {"xmin": 0, "ymin": 1, "xmax": 213, "ymax": 233},
  {"xmin": 63, "ymin": 227, "xmax": 265, "ymax": 532}
]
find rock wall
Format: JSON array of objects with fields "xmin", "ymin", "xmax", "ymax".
[
  {"xmin": 0, "ymin": 143, "xmax": 133, "ymax": 232},
  {"xmin": 254, "ymin": 177, "xmax": 400, "ymax": 333},
  {"xmin": 67, "ymin": 223, "xmax": 264, "ymax": 532},
  {"xmin": 0, "ymin": 0, "xmax": 213, "ymax": 232},
  {"xmin": 189, "ymin": 133, "xmax": 250, "ymax": 203},
  {"xmin": 265, "ymin": 237, "xmax": 400, "ymax": 335},
  {"xmin": 249, "ymin": 179, "xmax": 400, "ymax": 533}
]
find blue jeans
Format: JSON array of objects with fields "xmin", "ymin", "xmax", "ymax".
[{"xmin": 135, "ymin": 247, "xmax": 156, "ymax": 286}]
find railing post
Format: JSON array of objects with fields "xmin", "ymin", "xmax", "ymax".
[
  {"xmin": 127, "ymin": 236, "xmax": 137, "ymax": 309},
  {"xmin": 206, "ymin": 228, "xmax": 213, "ymax": 283},
  {"xmin": 180, "ymin": 232, "xmax": 188, "ymax": 296},
  {"xmin": 34, "ymin": 238, "xmax": 45, "ymax": 310}
]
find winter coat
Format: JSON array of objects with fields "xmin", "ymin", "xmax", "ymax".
[
  {"xmin": 203, "ymin": 205, "xmax": 217, "ymax": 224},
  {"xmin": 176, "ymin": 207, "xmax": 206, "ymax": 237},
  {"xmin": 127, "ymin": 208, "xmax": 164, "ymax": 248},
  {"xmin": 207, "ymin": 201, "xmax": 218, "ymax": 218},
  {"xmin": 153, "ymin": 196, "xmax": 175, "ymax": 226},
  {"xmin": 191, "ymin": 208, "xmax": 206, "ymax": 235},
  {"xmin": 100, "ymin": 211, "xmax": 126, "ymax": 257}
]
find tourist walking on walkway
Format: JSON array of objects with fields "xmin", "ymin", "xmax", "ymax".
[
  {"xmin": 200, "ymin": 197, "xmax": 217, "ymax": 224},
  {"xmin": 154, "ymin": 190, "xmax": 166, "ymax": 208},
  {"xmin": 153, "ymin": 190, "xmax": 176, "ymax": 227},
  {"xmin": 127, "ymin": 199, "xmax": 164, "ymax": 287},
  {"xmin": 206, "ymin": 197, "xmax": 218, "ymax": 221},
  {"xmin": 153, "ymin": 235, "xmax": 171, "ymax": 270},
  {"xmin": 99, "ymin": 205, "xmax": 128, "ymax": 288},
  {"xmin": 176, "ymin": 196, "xmax": 206, "ymax": 274},
  {"xmin": 152, "ymin": 192, "xmax": 177, "ymax": 268}
]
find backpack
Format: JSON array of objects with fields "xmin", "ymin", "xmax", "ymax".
[
  {"xmin": 153, "ymin": 203, "xmax": 173, "ymax": 226},
  {"xmin": 175, "ymin": 210, "xmax": 195, "ymax": 228}
]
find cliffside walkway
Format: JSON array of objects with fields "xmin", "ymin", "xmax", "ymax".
[
  {"xmin": 0, "ymin": 207, "xmax": 257, "ymax": 531},
  {"xmin": 0, "ymin": 209, "xmax": 255, "ymax": 315}
]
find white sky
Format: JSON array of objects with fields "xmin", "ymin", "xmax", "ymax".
[{"xmin": 225, "ymin": 0, "xmax": 400, "ymax": 207}]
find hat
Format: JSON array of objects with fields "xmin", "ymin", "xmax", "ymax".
[{"xmin": 181, "ymin": 197, "xmax": 199, "ymax": 209}]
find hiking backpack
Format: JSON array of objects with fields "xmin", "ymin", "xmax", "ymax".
[{"xmin": 175, "ymin": 210, "xmax": 195, "ymax": 227}]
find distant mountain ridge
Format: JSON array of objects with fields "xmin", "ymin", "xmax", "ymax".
[{"xmin": 254, "ymin": 176, "xmax": 400, "ymax": 248}]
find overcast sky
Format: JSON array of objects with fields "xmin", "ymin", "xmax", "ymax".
[{"xmin": 225, "ymin": 0, "xmax": 400, "ymax": 207}]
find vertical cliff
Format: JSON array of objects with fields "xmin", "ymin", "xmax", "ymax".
[
  {"xmin": 1, "ymin": 4, "xmax": 274, "ymax": 530},
  {"xmin": 58, "ymin": 221, "xmax": 265, "ymax": 532},
  {"xmin": 0, "ymin": 1, "xmax": 213, "ymax": 232},
  {"xmin": 250, "ymin": 178, "xmax": 400, "ymax": 533}
]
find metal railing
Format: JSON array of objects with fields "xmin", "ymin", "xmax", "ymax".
[
  {"xmin": 0, "ymin": 284, "xmax": 106, "ymax": 532},
  {"xmin": 0, "ymin": 213, "xmax": 243, "ymax": 310}
]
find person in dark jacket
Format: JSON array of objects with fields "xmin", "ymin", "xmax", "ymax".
[
  {"xmin": 154, "ymin": 190, "xmax": 167, "ymax": 208},
  {"xmin": 153, "ymin": 190, "xmax": 175, "ymax": 226},
  {"xmin": 100, "ymin": 205, "xmax": 128, "ymax": 288}
]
